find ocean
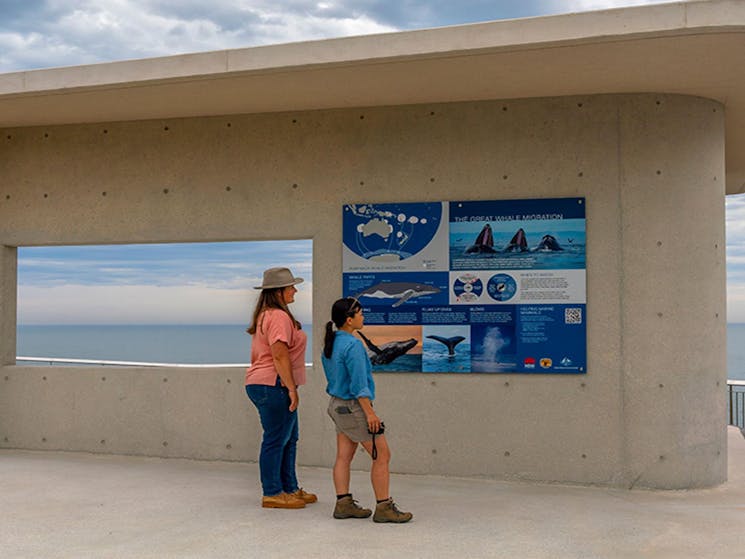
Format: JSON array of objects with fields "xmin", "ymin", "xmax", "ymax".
[
  {"xmin": 16, "ymin": 324, "xmax": 314, "ymax": 366},
  {"xmin": 14, "ymin": 323, "xmax": 745, "ymax": 378}
]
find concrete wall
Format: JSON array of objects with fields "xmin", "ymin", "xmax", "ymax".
[{"xmin": 0, "ymin": 93, "xmax": 727, "ymax": 488}]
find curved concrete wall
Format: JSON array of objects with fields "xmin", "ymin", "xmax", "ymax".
[{"xmin": 0, "ymin": 93, "xmax": 727, "ymax": 488}]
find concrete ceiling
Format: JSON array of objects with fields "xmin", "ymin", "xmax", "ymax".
[{"xmin": 2, "ymin": 0, "xmax": 745, "ymax": 193}]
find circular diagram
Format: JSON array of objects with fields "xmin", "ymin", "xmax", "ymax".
[
  {"xmin": 453, "ymin": 275, "xmax": 483, "ymax": 302},
  {"xmin": 487, "ymin": 273, "xmax": 517, "ymax": 302}
]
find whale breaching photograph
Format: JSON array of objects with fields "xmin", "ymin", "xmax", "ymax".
[{"xmin": 355, "ymin": 325, "xmax": 422, "ymax": 372}]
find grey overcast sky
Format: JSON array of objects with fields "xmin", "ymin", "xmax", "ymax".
[
  {"xmin": 0, "ymin": 1, "xmax": 678, "ymax": 72},
  {"xmin": 8, "ymin": 0, "xmax": 744, "ymax": 324}
]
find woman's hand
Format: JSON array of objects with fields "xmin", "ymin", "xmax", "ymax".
[
  {"xmin": 288, "ymin": 389, "xmax": 299, "ymax": 412},
  {"xmin": 366, "ymin": 411, "xmax": 381, "ymax": 434}
]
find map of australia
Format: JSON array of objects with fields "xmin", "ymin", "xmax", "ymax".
[{"xmin": 344, "ymin": 203, "xmax": 441, "ymax": 262}]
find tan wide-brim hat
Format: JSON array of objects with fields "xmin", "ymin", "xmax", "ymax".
[{"xmin": 254, "ymin": 267, "xmax": 304, "ymax": 290}]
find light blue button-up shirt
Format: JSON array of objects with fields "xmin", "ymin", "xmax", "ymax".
[{"xmin": 321, "ymin": 331, "xmax": 375, "ymax": 400}]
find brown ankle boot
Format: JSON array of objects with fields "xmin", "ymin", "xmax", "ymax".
[
  {"xmin": 333, "ymin": 495, "xmax": 372, "ymax": 519},
  {"xmin": 290, "ymin": 488, "xmax": 317, "ymax": 504},
  {"xmin": 262, "ymin": 492, "xmax": 305, "ymax": 509},
  {"xmin": 373, "ymin": 498, "xmax": 412, "ymax": 523}
]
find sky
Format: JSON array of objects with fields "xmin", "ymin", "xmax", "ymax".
[{"xmin": 8, "ymin": 0, "xmax": 744, "ymax": 324}]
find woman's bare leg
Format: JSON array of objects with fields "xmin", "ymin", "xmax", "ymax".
[
  {"xmin": 333, "ymin": 432, "xmax": 358, "ymax": 495},
  {"xmin": 360, "ymin": 435, "xmax": 391, "ymax": 500}
]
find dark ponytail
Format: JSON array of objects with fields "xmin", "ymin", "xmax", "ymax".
[
  {"xmin": 323, "ymin": 298, "xmax": 362, "ymax": 358},
  {"xmin": 323, "ymin": 321, "xmax": 335, "ymax": 359}
]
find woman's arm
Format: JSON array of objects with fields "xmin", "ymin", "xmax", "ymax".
[
  {"xmin": 270, "ymin": 340, "xmax": 299, "ymax": 412},
  {"xmin": 357, "ymin": 397, "xmax": 381, "ymax": 434}
]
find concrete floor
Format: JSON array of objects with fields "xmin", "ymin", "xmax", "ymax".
[{"xmin": 2, "ymin": 429, "xmax": 745, "ymax": 559}]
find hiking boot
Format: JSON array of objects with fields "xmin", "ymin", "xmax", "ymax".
[
  {"xmin": 333, "ymin": 495, "xmax": 372, "ymax": 519},
  {"xmin": 373, "ymin": 498, "xmax": 412, "ymax": 523},
  {"xmin": 290, "ymin": 488, "xmax": 318, "ymax": 504},
  {"xmin": 262, "ymin": 492, "xmax": 306, "ymax": 509}
]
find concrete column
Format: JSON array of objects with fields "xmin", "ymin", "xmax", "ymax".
[
  {"xmin": 618, "ymin": 95, "xmax": 727, "ymax": 488},
  {"xmin": 0, "ymin": 245, "xmax": 17, "ymax": 365}
]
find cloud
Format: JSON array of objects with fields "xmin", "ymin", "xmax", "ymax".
[
  {"xmin": 17, "ymin": 282, "xmax": 312, "ymax": 325},
  {"xmin": 0, "ymin": 1, "xmax": 685, "ymax": 72},
  {"xmin": 17, "ymin": 240, "xmax": 313, "ymax": 324},
  {"xmin": 18, "ymin": 240, "xmax": 312, "ymax": 288},
  {"xmin": 0, "ymin": 0, "xmax": 397, "ymax": 71}
]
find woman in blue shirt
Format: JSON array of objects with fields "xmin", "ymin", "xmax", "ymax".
[{"xmin": 322, "ymin": 297, "xmax": 412, "ymax": 523}]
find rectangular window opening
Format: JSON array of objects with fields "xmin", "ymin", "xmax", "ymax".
[{"xmin": 15, "ymin": 240, "xmax": 313, "ymax": 367}]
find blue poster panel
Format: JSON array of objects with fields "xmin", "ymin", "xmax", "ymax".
[{"xmin": 342, "ymin": 198, "xmax": 586, "ymax": 374}]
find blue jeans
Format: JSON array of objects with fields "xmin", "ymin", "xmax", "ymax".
[{"xmin": 245, "ymin": 381, "xmax": 299, "ymax": 497}]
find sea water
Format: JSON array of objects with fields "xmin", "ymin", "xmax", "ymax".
[
  {"xmin": 14, "ymin": 323, "xmax": 745, "ymax": 378},
  {"xmin": 16, "ymin": 324, "xmax": 313, "ymax": 365}
]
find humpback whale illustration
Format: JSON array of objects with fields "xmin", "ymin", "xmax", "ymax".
[
  {"xmin": 503, "ymin": 228, "xmax": 528, "ymax": 253},
  {"xmin": 357, "ymin": 331, "xmax": 418, "ymax": 365},
  {"xmin": 465, "ymin": 224, "xmax": 497, "ymax": 254},
  {"xmin": 426, "ymin": 335, "xmax": 466, "ymax": 356},
  {"xmin": 534, "ymin": 234, "xmax": 563, "ymax": 251},
  {"xmin": 356, "ymin": 282, "xmax": 441, "ymax": 308}
]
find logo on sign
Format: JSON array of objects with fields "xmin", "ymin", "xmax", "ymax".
[
  {"xmin": 560, "ymin": 357, "xmax": 573, "ymax": 367},
  {"xmin": 540, "ymin": 358, "xmax": 553, "ymax": 369},
  {"xmin": 524, "ymin": 357, "xmax": 536, "ymax": 369}
]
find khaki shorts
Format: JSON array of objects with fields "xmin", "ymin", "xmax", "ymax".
[{"xmin": 327, "ymin": 396, "xmax": 372, "ymax": 443}]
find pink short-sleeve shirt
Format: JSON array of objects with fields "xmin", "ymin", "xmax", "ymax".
[{"xmin": 245, "ymin": 308, "xmax": 307, "ymax": 387}]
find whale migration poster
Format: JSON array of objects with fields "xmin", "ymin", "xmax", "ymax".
[{"xmin": 341, "ymin": 198, "xmax": 586, "ymax": 374}]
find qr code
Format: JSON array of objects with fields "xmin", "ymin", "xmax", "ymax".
[{"xmin": 565, "ymin": 308, "xmax": 582, "ymax": 324}]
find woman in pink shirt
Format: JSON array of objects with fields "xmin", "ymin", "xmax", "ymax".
[{"xmin": 245, "ymin": 267, "xmax": 317, "ymax": 509}]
